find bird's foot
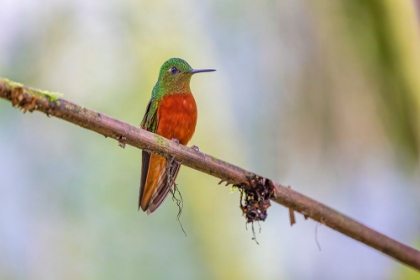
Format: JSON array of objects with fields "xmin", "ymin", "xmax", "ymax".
[
  {"xmin": 191, "ymin": 145, "xmax": 205, "ymax": 157},
  {"xmin": 171, "ymin": 138, "xmax": 180, "ymax": 144}
]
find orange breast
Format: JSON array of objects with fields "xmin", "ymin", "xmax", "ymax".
[{"xmin": 156, "ymin": 93, "xmax": 197, "ymax": 145}]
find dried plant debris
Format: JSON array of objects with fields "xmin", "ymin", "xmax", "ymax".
[
  {"xmin": 166, "ymin": 156, "xmax": 186, "ymax": 236},
  {"xmin": 5, "ymin": 80, "xmax": 63, "ymax": 114},
  {"xmin": 10, "ymin": 87, "xmax": 39, "ymax": 113},
  {"xmin": 236, "ymin": 174, "xmax": 274, "ymax": 224},
  {"xmin": 170, "ymin": 183, "xmax": 187, "ymax": 237}
]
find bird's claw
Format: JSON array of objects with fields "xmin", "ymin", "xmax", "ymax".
[
  {"xmin": 191, "ymin": 145, "xmax": 205, "ymax": 157},
  {"xmin": 171, "ymin": 138, "xmax": 180, "ymax": 144}
]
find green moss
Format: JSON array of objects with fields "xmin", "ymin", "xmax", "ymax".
[
  {"xmin": 211, "ymin": 156, "xmax": 218, "ymax": 162},
  {"xmin": 28, "ymin": 88, "xmax": 63, "ymax": 101},
  {"xmin": 156, "ymin": 136, "xmax": 165, "ymax": 145},
  {"xmin": 3, "ymin": 77, "xmax": 63, "ymax": 101},
  {"xmin": 4, "ymin": 78, "xmax": 23, "ymax": 88},
  {"xmin": 229, "ymin": 186, "xmax": 239, "ymax": 193},
  {"xmin": 44, "ymin": 91, "xmax": 63, "ymax": 101}
]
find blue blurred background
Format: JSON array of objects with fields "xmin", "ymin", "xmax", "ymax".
[{"xmin": 1, "ymin": 0, "xmax": 420, "ymax": 279}]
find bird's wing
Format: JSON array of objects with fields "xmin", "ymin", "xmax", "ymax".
[
  {"xmin": 139, "ymin": 99, "xmax": 180, "ymax": 213},
  {"xmin": 146, "ymin": 156, "xmax": 181, "ymax": 214},
  {"xmin": 139, "ymin": 99, "xmax": 158, "ymax": 211},
  {"xmin": 139, "ymin": 149, "xmax": 152, "ymax": 210},
  {"xmin": 140, "ymin": 99, "xmax": 158, "ymax": 131}
]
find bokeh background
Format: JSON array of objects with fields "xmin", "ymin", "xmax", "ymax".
[{"xmin": 1, "ymin": 0, "xmax": 420, "ymax": 279}]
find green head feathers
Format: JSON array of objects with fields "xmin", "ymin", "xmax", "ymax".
[
  {"xmin": 153, "ymin": 58, "xmax": 215, "ymax": 97},
  {"xmin": 158, "ymin": 58, "xmax": 193, "ymax": 78}
]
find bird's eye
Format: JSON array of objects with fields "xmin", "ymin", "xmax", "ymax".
[{"xmin": 169, "ymin": 67, "xmax": 179, "ymax": 74}]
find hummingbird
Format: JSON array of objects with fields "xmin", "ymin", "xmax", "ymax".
[{"xmin": 139, "ymin": 58, "xmax": 216, "ymax": 214}]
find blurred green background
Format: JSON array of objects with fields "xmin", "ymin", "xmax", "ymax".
[{"xmin": 1, "ymin": 0, "xmax": 420, "ymax": 279}]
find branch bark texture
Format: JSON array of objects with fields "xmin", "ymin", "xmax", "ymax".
[{"xmin": 1, "ymin": 77, "xmax": 419, "ymax": 271}]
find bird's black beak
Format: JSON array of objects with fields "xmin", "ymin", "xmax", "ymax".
[{"xmin": 189, "ymin": 69, "xmax": 216, "ymax": 74}]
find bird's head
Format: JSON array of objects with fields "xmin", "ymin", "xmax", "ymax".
[{"xmin": 156, "ymin": 58, "xmax": 215, "ymax": 94}]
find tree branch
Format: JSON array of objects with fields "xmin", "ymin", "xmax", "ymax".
[{"xmin": 1, "ymin": 77, "xmax": 419, "ymax": 271}]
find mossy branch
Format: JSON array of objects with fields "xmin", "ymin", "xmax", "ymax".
[{"xmin": 1, "ymin": 77, "xmax": 419, "ymax": 271}]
